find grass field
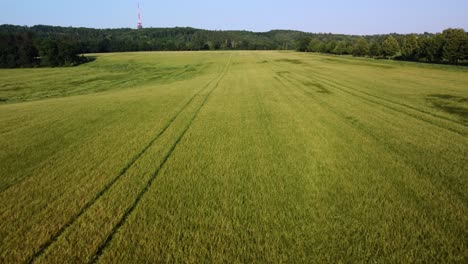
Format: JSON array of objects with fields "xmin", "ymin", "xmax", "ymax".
[{"xmin": 0, "ymin": 51, "xmax": 467, "ymax": 263}]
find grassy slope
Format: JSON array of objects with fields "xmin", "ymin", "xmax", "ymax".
[{"xmin": 0, "ymin": 51, "xmax": 467, "ymax": 263}]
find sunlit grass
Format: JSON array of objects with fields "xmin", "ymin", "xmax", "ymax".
[{"xmin": 0, "ymin": 51, "xmax": 467, "ymax": 263}]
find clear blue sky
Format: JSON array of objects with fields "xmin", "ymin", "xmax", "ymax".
[{"xmin": 1, "ymin": 0, "xmax": 467, "ymax": 35}]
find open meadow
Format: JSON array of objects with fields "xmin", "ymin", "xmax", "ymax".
[{"xmin": 0, "ymin": 51, "xmax": 467, "ymax": 263}]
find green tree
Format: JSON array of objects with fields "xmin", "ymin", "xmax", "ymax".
[
  {"xmin": 296, "ymin": 37, "xmax": 312, "ymax": 52},
  {"xmin": 368, "ymin": 41, "xmax": 381, "ymax": 57},
  {"xmin": 38, "ymin": 39, "xmax": 59, "ymax": 66},
  {"xmin": 433, "ymin": 34, "xmax": 446, "ymax": 62},
  {"xmin": 98, "ymin": 38, "xmax": 111, "ymax": 52},
  {"xmin": 352, "ymin": 38, "xmax": 369, "ymax": 57},
  {"xmin": 307, "ymin": 39, "xmax": 321, "ymax": 52},
  {"xmin": 325, "ymin": 41, "xmax": 337, "ymax": 53},
  {"xmin": 442, "ymin": 28, "xmax": 466, "ymax": 64},
  {"xmin": 401, "ymin": 34, "xmax": 419, "ymax": 60},
  {"xmin": 0, "ymin": 34, "xmax": 17, "ymax": 68},
  {"xmin": 0, "ymin": 32, "xmax": 38, "ymax": 68},
  {"xmin": 37, "ymin": 39, "xmax": 83, "ymax": 67},
  {"xmin": 381, "ymin": 36, "xmax": 401, "ymax": 58},
  {"xmin": 56, "ymin": 40, "xmax": 82, "ymax": 66},
  {"xmin": 463, "ymin": 34, "xmax": 468, "ymax": 61},
  {"xmin": 333, "ymin": 41, "xmax": 348, "ymax": 55},
  {"xmin": 318, "ymin": 42, "xmax": 328, "ymax": 53},
  {"xmin": 418, "ymin": 36, "xmax": 435, "ymax": 62}
]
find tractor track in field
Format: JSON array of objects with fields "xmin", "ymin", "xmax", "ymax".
[
  {"xmin": 26, "ymin": 57, "xmax": 231, "ymax": 264},
  {"xmin": 263, "ymin": 55, "xmax": 467, "ymax": 137},
  {"xmin": 0, "ymin": 67, "xmax": 194, "ymax": 194},
  {"xmin": 284, "ymin": 55, "xmax": 467, "ymax": 128},
  {"xmin": 259, "ymin": 56, "xmax": 468, "ymax": 231},
  {"xmin": 88, "ymin": 55, "xmax": 232, "ymax": 263},
  {"xmin": 313, "ymin": 71, "xmax": 466, "ymax": 127},
  {"xmin": 304, "ymin": 65, "xmax": 467, "ymax": 128},
  {"xmin": 286, "ymin": 62, "xmax": 467, "ymax": 137},
  {"xmin": 267, "ymin": 61, "xmax": 467, "ymax": 203}
]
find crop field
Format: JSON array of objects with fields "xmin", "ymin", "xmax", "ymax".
[{"xmin": 0, "ymin": 51, "xmax": 467, "ymax": 263}]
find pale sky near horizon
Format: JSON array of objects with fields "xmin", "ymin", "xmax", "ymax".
[{"xmin": 1, "ymin": 0, "xmax": 467, "ymax": 35}]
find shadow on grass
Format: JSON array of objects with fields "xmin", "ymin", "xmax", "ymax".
[
  {"xmin": 74, "ymin": 56, "xmax": 97, "ymax": 67},
  {"xmin": 302, "ymin": 81, "xmax": 332, "ymax": 94},
  {"xmin": 428, "ymin": 94, "xmax": 468, "ymax": 123},
  {"xmin": 393, "ymin": 57, "xmax": 468, "ymax": 67},
  {"xmin": 275, "ymin": 58, "xmax": 303, "ymax": 64}
]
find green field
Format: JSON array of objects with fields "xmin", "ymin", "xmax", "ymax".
[{"xmin": 0, "ymin": 51, "xmax": 467, "ymax": 263}]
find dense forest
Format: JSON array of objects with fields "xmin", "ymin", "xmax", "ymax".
[
  {"xmin": 0, "ymin": 25, "xmax": 310, "ymax": 68},
  {"xmin": 297, "ymin": 28, "xmax": 468, "ymax": 65},
  {"xmin": 0, "ymin": 24, "xmax": 467, "ymax": 68}
]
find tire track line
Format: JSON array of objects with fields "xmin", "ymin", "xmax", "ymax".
[
  {"xmin": 264, "ymin": 55, "xmax": 466, "ymax": 137},
  {"xmin": 265, "ymin": 59, "xmax": 468, "ymax": 233},
  {"xmin": 88, "ymin": 55, "xmax": 232, "ymax": 264},
  {"xmin": 278, "ymin": 58, "xmax": 467, "ymax": 136},
  {"xmin": 302, "ymin": 63, "xmax": 466, "ymax": 126},
  {"xmin": 266, "ymin": 53, "xmax": 468, "ymax": 204},
  {"xmin": 295, "ymin": 53, "xmax": 467, "ymax": 127},
  {"xmin": 1, "ymin": 65, "xmax": 204, "ymax": 194},
  {"xmin": 26, "ymin": 64, "xmax": 226, "ymax": 264}
]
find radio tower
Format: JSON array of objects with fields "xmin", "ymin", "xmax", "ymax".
[{"xmin": 137, "ymin": 1, "xmax": 143, "ymax": 29}]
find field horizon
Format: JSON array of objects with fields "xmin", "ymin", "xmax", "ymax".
[{"xmin": 0, "ymin": 51, "xmax": 467, "ymax": 263}]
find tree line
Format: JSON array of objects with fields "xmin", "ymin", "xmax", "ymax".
[
  {"xmin": 1, "ymin": 24, "xmax": 467, "ymax": 68},
  {"xmin": 296, "ymin": 28, "xmax": 468, "ymax": 65},
  {"xmin": 1, "ymin": 25, "xmax": 309, "ymax": 68},
  {"xmin": 0, "ymin": 30, "xmax": 93, "ymax": 68},
  {"xmin": 0, "ymin": 31, "xmax": 88, "ymax": 68}
]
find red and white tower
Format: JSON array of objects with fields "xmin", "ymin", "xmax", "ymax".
[{"xmin": 137, "ymin": 1, "xmax": 143, "ymax": 29}]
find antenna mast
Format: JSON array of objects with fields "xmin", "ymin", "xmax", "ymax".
[{"xmin": 137, "ymin": 1, "xmax": 143, "ymax": 29}]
